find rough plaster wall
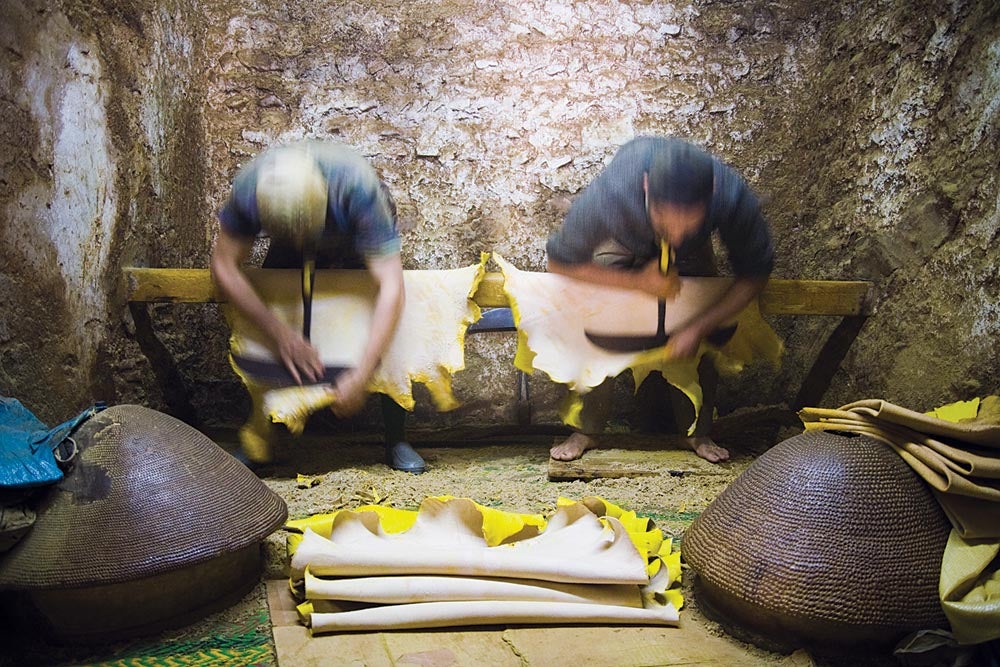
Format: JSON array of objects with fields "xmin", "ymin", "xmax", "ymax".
[
  {"xmin": 1, "ymin": 0, "xmax": 996, "ymax": 431},
  {"xmin": 0, "ymin": 5, "xmax": 116, "ymax": 422},
  {"xmin": 0, "ymin": 0, "xmax": 209, "ymax": 424},
  {"xmin": 759, "ymin": 0, "xmax": 1000, "ymax": 410}
]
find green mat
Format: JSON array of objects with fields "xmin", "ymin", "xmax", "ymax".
[{"xmin": 3, "ymin": 600, "xmax": 274, "ymax": 667}]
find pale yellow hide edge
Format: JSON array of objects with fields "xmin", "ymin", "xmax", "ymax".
[
  {"xmin": 493, "ymin": 254, "xmax": 784, "ymax": 433},
  {"xmin": 222, "ymin": 257, "xmax": 487, "ymax": 434}
]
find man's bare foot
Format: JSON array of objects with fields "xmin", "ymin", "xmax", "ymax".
[
  {"xmin": 550, "ymin": 432, "xmax": 599, "ymax": 461},
  {"xmin": 687, "ymin": 436, "xmax": 730, "ymax": 463}
]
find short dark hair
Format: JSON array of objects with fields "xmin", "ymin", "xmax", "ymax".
[{"xmin": 647, "ymin": 140, "xmax": 714, "ymax": 206}]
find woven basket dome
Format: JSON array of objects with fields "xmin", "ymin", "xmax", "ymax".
[
  {"xmin": 683, "ymin": 430, "xmax": 950, "ymax": 650},
  {"xmin": 0, "ymin": 404, "xmax": 287, "ymax": 641}
]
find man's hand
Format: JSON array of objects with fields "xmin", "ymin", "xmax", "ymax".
[
  {"xmin": 639, "ymin": 260, "xmax": 681, "ymax": 300},
  {"xmin": 275, "ymin": 328, "xmax": 324, "ymax": 385},
  {"xmin": 328, "ymin": 369, "xmax": 369, "ymax": 418},
  {"xmin": 664, "ymin": 323, "xmax": 704, "ymax": 360}
]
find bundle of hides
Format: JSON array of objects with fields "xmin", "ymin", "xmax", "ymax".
[
  {"xmin": 224, "ymin": 258, "xmax": 487, "ymax": 435},
  {"xmin": 0, "ymin": 405, "xmax": 288, "ymax": 642},
  {"xmin": 285, "ymin": 496, "xmax": 682, "ymax": 633},
  {"xmin": 799, "ymin": 397, "xmax": 1000, "ymax": 646},
  {"xmin": 682, "ymin": 430, "xmax": 952, "ymax": 650},
  {"xmin": 493, "ymin": 254, "xmax": 783, "ymax": 432}
]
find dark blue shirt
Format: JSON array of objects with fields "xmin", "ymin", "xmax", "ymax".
[
  {"xmin": 218, "ymin": 140, "xmax": 400, "ymax": 269},
  {"xmin": 546, "ymin": 137, "xmax": 774, "ymax": 277}
]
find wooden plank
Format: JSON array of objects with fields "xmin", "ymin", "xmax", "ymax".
[
  {"xmin": 124, "ymin": 267, "xmax": 873, "ymax": 316},
  {"xmin": 548, "ymin": 436, "xmax": 731, "ymax": 481},
  {"xmin": 125, "ymin": 267, "xmax": 222, "ymax": 303},
  {"xmin": 471, "ymin": 271, "xmax": 508, "ymax": 308},
  {"xmin": 759, "ymin": 278, "xmax": 874, "ymax": 316}
]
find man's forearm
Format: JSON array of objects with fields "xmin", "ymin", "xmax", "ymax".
[
  {"xmin": 547, "ymin": 258, "xmax": 645, "ymax": 291},
  {"xmin": 211, "ymin": 255, "xmax": 290, "ymax": 345},
  {"xmin": 689, "ymin": 275, "xmax": 768, "ymax": 335}
]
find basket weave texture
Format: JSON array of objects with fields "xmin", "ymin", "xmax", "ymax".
[
  {"xmin": 683, "ymin": 431, "xmax": 950, "ymax": 638},
  {"xmin": 0, "ymin": 405, "xmax": 287, "ymax": 589}
]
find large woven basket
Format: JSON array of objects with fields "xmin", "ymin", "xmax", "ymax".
[
  {"xmin": 0, "ymin": 404, "xmax": 287, "ymax": 641},
  {"xmin": 683, "ymin": 430, "xmax": 950, "ymax": 650}
]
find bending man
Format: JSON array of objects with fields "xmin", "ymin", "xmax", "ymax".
[
  {"xmin": 210, "ymin": 139, "xmax": 426, "ymax": 473},
  {"xmin": 545, "ymin": 136, "xmax": 774, "ymax": 463}
]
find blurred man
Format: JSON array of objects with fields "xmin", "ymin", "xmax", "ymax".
[
  {"xmin": 545, "ymin": 136, "xmax": 774, "ymax": 463},
  {"xmin": 210, "ymin": 139, "xmax": 425, "ymax": 473}
]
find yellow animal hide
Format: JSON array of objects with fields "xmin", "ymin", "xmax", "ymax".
[
  {"xmin": 223, "ymin": 258, "xmax": 486, "ymax": 434},
  {"xmin": 493, "ymin": 254, "xmax": 783, "ymax": 432}
]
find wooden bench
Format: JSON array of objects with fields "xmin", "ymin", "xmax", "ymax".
[{"xmin": 124, "ymin": 267, "xmax": 874, "ymax": 428}]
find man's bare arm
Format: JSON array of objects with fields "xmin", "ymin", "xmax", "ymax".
[
  {"xmin": 209, "ymin": 228, "xmax": 323, "ymax": 384},
  {"xmin": 547, "ymin": 257, "xmax": 679, "ymax": 299}
]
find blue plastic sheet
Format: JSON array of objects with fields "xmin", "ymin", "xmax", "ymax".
[{"xmin": 0, "ymin": 398, "xmax": 104, "ymax": 489}]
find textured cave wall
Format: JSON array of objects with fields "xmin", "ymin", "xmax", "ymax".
[
  {"xmin": 758, "ymin": 0, "xmax": 1000, "ymax": 410},
  {"xmin": 0, "ymin": 0, "xmax": 211, "ymax": 424},
  {"xmin": 1, "ymin": 0, "xmax": 996, "ymax": 432}
]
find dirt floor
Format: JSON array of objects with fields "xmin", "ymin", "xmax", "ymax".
[
  {"xmin": 6, "ymin": 411, "xmax": 912, "ymax": 666},
  {"xmin": 233, "ymin": 413, "xmax": 898, "ymax": 667}
]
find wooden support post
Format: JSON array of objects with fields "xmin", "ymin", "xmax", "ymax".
[
  {"xmin": 128, "ymin": 302, "xmax": 202, "ymax": 427},
  {"xmin": 792, "ymin": 314, "xmax": 870, "ymax": 409}
]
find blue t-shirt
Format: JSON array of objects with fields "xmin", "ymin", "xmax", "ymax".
[
  {"xmin": 546, "ymin": 137, "xmax": 774, "ymax": 277},
  {"xmin": 218, "ymin": 140, "xmax": 400, "ymax": 268}
]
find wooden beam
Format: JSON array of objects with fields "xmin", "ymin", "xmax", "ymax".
[
  {"xmin": 126, "ymin": 268, "xmax": 222, "ymax": 303},
  {"xmin": 547, "ymin": 436, "xmax": 731, "ymax": 481},
  {"xmin": 124, "ymin": 267, "xmax": 874, "ymax": 316},
  {"xmin": 759, "ymin": 279, "xmax": 874, "ymax": 316}
]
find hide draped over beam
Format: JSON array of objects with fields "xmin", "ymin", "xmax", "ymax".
[
  {"xmin": 492, "ymin": 254, "xmax": 784, "ymax": 431},
  {"xmin": 222, "ymin": 258, "xmax": 487, "ymax": 434}
]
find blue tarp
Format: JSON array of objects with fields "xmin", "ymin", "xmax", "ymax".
[{"xmin": 0, "ymin": 398, "xmax": 104, "ymax": 489}]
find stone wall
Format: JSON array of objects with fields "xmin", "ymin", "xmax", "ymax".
[{"xmin": 1, "ymin": 0, "xmax": 996, "ymax": 429}]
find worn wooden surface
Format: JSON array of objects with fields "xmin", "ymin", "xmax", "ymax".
[
  {"xmin": 546, "ymin": 436, "xmax": 732, "ymax": 481},
  {"xmin": 125, "ymin": 267, "xmax": 873, "ymax": 316}
]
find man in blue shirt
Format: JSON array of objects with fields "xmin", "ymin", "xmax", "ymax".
[
  {"xmin": 546, "ymin": 137, "xmax": 774, "ymax": 463},
  {"xmin": 211, "ymin": 140, "xmax": 425, "ymax": 473}
]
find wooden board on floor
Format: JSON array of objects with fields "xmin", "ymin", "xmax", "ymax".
[
  {"xmin": 547, "ymin": 435, "xmax": 732, "ymax": 481},
  {"xmin": 266, "ymin": 579, "xmax": 804, "ymax": 667}
]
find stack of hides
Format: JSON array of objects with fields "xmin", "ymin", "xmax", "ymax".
[
  {"xmin": 799, "ymin": 398, "xmax": 1000, "ymax": 646},
  {"xmin": 0, "ymin": 405, "xmax": 288, "ymax": 642},
  {"xmin": 286, "ymin": 496, "xmax": 682, "ymax": 633}
]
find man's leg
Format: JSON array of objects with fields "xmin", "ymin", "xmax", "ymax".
[
  {"xmin": 669, "ymin": 356, "xmax": 729, "ymax": 463},
  {"xmin": 550, "ymin": 380, "xmax": 614, "ymax": 461},
  {"xmin": 381, "ymin": 394, "xmax": 426, "ymax": 473},
  {"xmin": 239, "ymin": 385, "xmax": 277, "ymax": 465}
]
